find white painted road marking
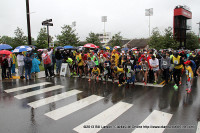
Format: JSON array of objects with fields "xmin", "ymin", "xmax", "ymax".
[
  {"xmin": 14, "ymin": 85, "xmax": 64, "ymax": 99},
  {"xmin": 4, "ymin": 82, "xmax": 51, "ymax": 93},
  {"xmin": 28, "ymin": 90, "xmax": 82, "ymax": 108},
  {"xmin": 45, "ymin": 95, "xmax": 104, "ymax": 120},
  {"xmin": 197, "ymin": 122, "xmax": 200, "ymax": 133},
  {"xmin": 73, "ymin": 102, "xmax": 133, "ymax": 133},
  {"xmin": 132, "ymin": 110, "xmax": 173, "ymax": 133}
]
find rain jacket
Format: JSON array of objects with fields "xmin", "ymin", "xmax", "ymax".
[{"xmin": 31, "ymin": 58, "xmax": 40, "ymax": 73}]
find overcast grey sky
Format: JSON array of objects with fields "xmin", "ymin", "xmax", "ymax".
[{"xmin": 0, "ymin": 0, "xmax": 199, "ymax": 41}]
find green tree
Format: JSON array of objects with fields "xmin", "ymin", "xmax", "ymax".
[
  {"xmin": 186, "ymin": 31, "xmax": 199, "ymax": 50},
  {"xmin": 56, "ymin": 25, "xmax": 79, "ymax": 46},
  {"xmin": 110, "ymin": 32, "xmax": 123, "ymax": 47},
  {"xmin": 36, "ymin": 27, "xmax": 52, "ymax": 49},
  {"xmin": 148, "ymin": 28, "xmax": 164, "ymax": 50},
  {"xmin": 86, "ymin": 32, "xmax": 101, "ymax": 46},
  {"xmin": 163, "ymin": 27, "xmax": 179, "ymax": 49},
  {"xmin": 0, "ymin": 36, "xmax": 14, "ymax": 46},
  {"xmin": 13, "ymin": 27, "xmax": 27, "ymax": 48}
]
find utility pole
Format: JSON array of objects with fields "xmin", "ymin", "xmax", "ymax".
[
  {"xmin": 26, "ymin": 0, "xmax": 32, "ymax": 46},
  {"xmin": 197, "ymin": 22, "xmax": 200, "ymax": 39}
]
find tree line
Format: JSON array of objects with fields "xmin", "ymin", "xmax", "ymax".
[
  {"xmin": 0, "ymin": 25, "xmax": 124, "ymax": 49},
  {"xmin": 0, "ymin": 26, "xmax": 199, "ymax": 50},
  {"xmin": 148, "ymin": 27, "xmax": 199, "ymax": 50}
]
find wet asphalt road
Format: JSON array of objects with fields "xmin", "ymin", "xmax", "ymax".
[{"xmin": 0, "ymin": 75, "xmax": 200, "ymax": 133}]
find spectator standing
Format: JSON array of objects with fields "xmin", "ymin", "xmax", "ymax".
[
  {"xmin": 55, "ymin": 49, "xmax": 63, "ymax": 75},
  {"xmin": 31, "ymin": 53, "xmax": 40, "ymax": 79},
  {"xmin": 7, "ymin": 55, "xmax": 13, "ymax": 79},
  {"xmin": 10, "ymin": 53, "xmax": 16, "ymax": 74},
  {"xmin": 24, "ymin": 53, "xmax": 32, "ymax": 80},
  {"xmin": 17, "ymin": 52, "xmax": 25, "ymax": 79},
  {"xmin": 42, "ymin": 49, "xmax": 53, "ymax": 78}
]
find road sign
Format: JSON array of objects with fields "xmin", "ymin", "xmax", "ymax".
[
  {"xmin": 42, "ymin": 19, "xmax": 53, "ymax": 26},
  {"xmin": 102, "ymin": 16, "xmax": 107, "ymax": 22},
  {"xmin": 145, "ymin": 8, "xmax": 153, "ymax": 16},
  {"xmin": 49, "ymin": 42, "xmax": 54, "ymax": 48},
  {"xmin": 47, "ymin": 23, "xmax": 53, "ymax": 26}
]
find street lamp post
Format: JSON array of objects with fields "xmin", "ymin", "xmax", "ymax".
[
  {"xmin": 145, "ymin": 8, "xmax": 153, "ymax": 37},
  {"xmin": 42, "ymin": 19, "xmax": 53, "ymax": 48},
  {"xmin": 102, "ymin": 16, "xmax": 107, "ymax": 43},
  {"xmin": 26, "ymin": 0, "xmax": 32, "ymax": 46}
]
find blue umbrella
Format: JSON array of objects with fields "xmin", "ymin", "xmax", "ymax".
[
  {"xmin": 13, "ymin": 46, "xmax": 32, "ymax": 53},
  {"xmin": 122, "ymin": 48, "xmax": 129, "ymax": 51},
  {"xmin": 55, "ymin": 46, "xmax": 64, "ymax": 49},
  {"xmin": 0, "ymin": 44, "xmax": 12, "ymax": 50},
  {"xmin": 64, "ymin": 45, "xmax": 74, "ymax": 49}
]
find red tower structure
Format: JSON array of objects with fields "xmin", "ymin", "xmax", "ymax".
[{"xmin": 173, "ymin": 5, "xmax": 192, "ymax": 49}]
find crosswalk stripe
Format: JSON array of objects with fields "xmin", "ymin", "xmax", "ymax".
[
  {"xmin": 134, "ymin": 82, "xmax": 164, "ymax": 87},
  {"xmin": 28, "ymin": 90, "xmax": 82, "ymax": 108},
  {"xmin": 45, "ymin": 95, "xmax": 104, "ymax": 120},
  {"xmin": 132, "ymin": 110, "xmax": 173, "ymax": 133},
  {"xmin": 197, "ymin": 122, "xmax": 200, "ymax": 133},
  {"xmin": 73, "ymin": 102, "xmax": 133, "ymax": 133},
  {"xmin": 14, "ymin": 85, "xmax": 65, "ymax": 99},
  {"xmin": 4, "ymin": 82, "xmax": 51, "ymax": 93}
]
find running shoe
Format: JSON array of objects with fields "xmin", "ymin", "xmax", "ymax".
[
  {"xmin": 185, "ymin": 88, "xmax": 189, "ymax": 91},
  {"xmin": 144, "ymin": 82, "xmax": 147, "ymax": 86},
  {"xmin": 153, "ymin": 81, "xmax": 157, "ymax": 85},
  {"xmin": 174, "ymin": 84, "xmax": 178, "ymax": 91},
  {"xmin": 118, "ymin": 84, "xmax": 122, "ymax": 87},
  {"xmin": 179, "ymin": 81, "xmax": 182, "ymax": 85}
]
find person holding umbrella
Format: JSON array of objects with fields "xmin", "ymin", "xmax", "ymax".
[
  {"xmin": 55, "ymin": 49, "xmax": 63, "ymax": 75},
  {"xmin": 1, "ymin": 55, "xmax": 8, "ymax": 79},
  {"xmin": 24, "ymin": 52, "xmax": 32, "ymax": 80},
  {"xmin": 10, "ymin": 52, "xmax": 16, "ymax": 74},
  {"xmin": 17, "ymin": 52, "xmax": 25, "ymax": 79},
  {"xmin": 6, "ymin": 54, "xmax": 13, "ymax": 79}
]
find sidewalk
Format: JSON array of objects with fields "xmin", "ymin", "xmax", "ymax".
[{"xmin": 11, "ymin": 69, "xmax": 46, "ymax": 79}]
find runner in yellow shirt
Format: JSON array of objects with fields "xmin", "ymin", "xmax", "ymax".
[
  {"xmin": 92, "ymin": 65, "xmax": 101, "ymax": 82},
  {"xmin": 184, "ymin": 61, "xmax": 193, "ymax": 94},
  {"xmin": 113, "ymin": 66, "xmax": 125, "ymax": 87},
  {"xmin": 76, "ymin": 52, "xmax": 84, "ymax": 77}
]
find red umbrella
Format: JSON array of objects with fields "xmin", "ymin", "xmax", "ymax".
[
  {"xmin": 114, "ymin": 46, "xmax": 121, "ymax": 49},
  {"xmin": 83, "ymin": 43, "xmax": 97, "ymax": 48},
  {"xmin": 0, "ymin": 50, "xmax": 12, "ymax": 55},
  {"xmin": 131, "ymin": 48, "xmax": 137, "ymax": 51}
]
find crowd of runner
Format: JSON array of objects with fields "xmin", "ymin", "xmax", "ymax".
[{"xmin": 0, "ymin": 47, "xmax": 200, "ymax": 93}]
